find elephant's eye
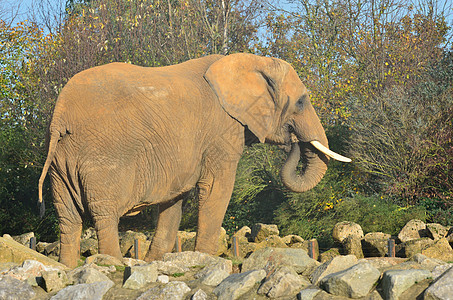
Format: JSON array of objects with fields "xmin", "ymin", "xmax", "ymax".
[{"xmin": 296, "ymin": 95, "xmax": 306, "ymax": 110}]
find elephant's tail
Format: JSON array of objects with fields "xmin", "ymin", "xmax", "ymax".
[{"xmin": 38, "ymin": 129, "xmax": 61, "ymax": 218}]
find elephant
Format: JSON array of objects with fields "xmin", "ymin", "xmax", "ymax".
[{"xmin": 38, "ymin": 53, "xmax": 350, "ymax": 268}]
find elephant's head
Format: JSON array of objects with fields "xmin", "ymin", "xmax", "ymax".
[{"xmin": 205, "ymin": 53, "xmax": 350, "ymax": 192}]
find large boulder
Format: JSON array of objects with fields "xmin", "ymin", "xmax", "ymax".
[
  {"xmin": 177, "ymin": 228, "xmax": 228, "ymax": 256},
  {"xmin": 318, "ymin": 248, "xmax": 341, "ymax": 263},
  {"xmin": 332, "ymin": 221, "xmax": 364, "ymax": 243},
  {"xmin": 309, "ymin": 255, "xmax": 358, "ymax": 285},
  {"xmin": 319, "ymin": 262, "xmax": 380, "ymax": 298},
  {"xmin": 213, "ymin": 269, "xmax": 266, "ymax": 300},
  {"xmin": 342, "ymin": 235, "xmax": 364, "ymax": 259},
  {"xmin": 0, "ymin": 275, "xmax": 36, "ymax": 299},
  {"xmin": 424, "ymin": 266, "xmax": 453, "ymax": 300},
  {"xmin": 254, "ymin": 235, "xmax": 287, "ymax": 251},
  {"xmin": 425, "ymin": 223, "xmax": 449, "ymax": 241},
  {"xmin": 119, "ymin": 230, "xmax": 149, "ymax": 259},
  {"xmin": 249, "ymin": 223, "xmax": 279, "ymax": 243},
  {"xmin": 361, "ymin": 232, "xmax": 391, "ymax": 257},
  {"xmin": 421, "ymin": 237, "xmax": 453, "ymax": 262},
  {"xmin": 257, "ymin": 266, "xmax": 310, "ymax": 298},
  {"xmin": 41, "ymin": 269, "xmax": 69, "ymax": 293},
  {"xmin": 396, "ymin": 238, "xmax": 435, "ymax": 258},
  {"xmin": 381, "ymin": 269, "xmax": 431, "ymax": 300},
  {"xmin": 11, "ymin": 232, "xmax": 35, "ymax": 247},
  {"xmin": 85, "ymin": 254, "xmax": 124, "ymax": 266},
  {"xmin": 137, "ymin": 281, "xmax": 191, "ymax": 300},
  {"xmin": 0, "ymin": 237, "xmax": 67, "ymax": 269},
  {"xmin": 242, "ymin": 247, "xmax": 320, "ymax": 275},
  {"xmin": 80, "ymin": 238, "xmax": 98, "ymax": 257},
  {"xmin": 50, "ymin": 280, "xmax": 114, "ymax": 300},
  {"xmin": 398, "ymin": 219, "xmax": 429, "ymax": 243},
  {"xmin": 194, "ymin": 259, "xmax": 232, "ymax": 286},
  {"xmin": 123, "ymin": 263, "xmax": 158, "ymax": 290}
]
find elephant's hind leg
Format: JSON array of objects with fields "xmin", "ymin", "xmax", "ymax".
[
  {"xmin": 145, "ymin": 198, "xmax": 183, "ymax": 261},
  {"xmin": 50, "ymin": 174, "xmax": 82, "ymax": 268}
]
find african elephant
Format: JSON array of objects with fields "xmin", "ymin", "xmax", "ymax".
[{"xmin": 38, "ymin": 53, "xmax": 350, "ymax": 268}]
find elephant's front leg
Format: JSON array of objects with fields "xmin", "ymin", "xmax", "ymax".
[
  {"xmin": 145, "ymin": 198, "xmax": 183, "ymax": 261},
  {"xmin": 195, "ymin": 166, "xmax": 238, "ymax": 255}
]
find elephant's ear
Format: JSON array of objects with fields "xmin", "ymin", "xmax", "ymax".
[{"xmin": 204, "ymin": 53, "xmax": 289, "ymax": 143}]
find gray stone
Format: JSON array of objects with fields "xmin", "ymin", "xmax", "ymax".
[
  {"xmin": 319, "ymin": 262, "xmax": 380, "ymax": 298},
  {"xmin": 318, "ymin": 248, "xmax": 341, "ymax": 263},
  {"xmin": 342, "ymin": 236, "xmax": 364, "ymax": 259},
  {"xmin": 85, "ymin": 253, "xmax": 124, "ymax": 266},
  {"xmin": 310, "ymin": 255, "xmax": 358, "ymax": 285},
  {"xmin": 398, "ymin": 219, "xmax": 429, "ymax": 243},
  {"xmin": 123, "ymin": 263, "xmax": 158, "ymax": 289},
  {"xmin": 422, "ymin": 238, "xmax": 453, "ymax": 262},
  {"xmin": 44, "ymin": 241, "xmax": 60, "ymax": 256},
  {"xmin": 257, "ymin": 266, "xmax": 309, "ymax": 298},
  {"xmin": 35, "ymin": 242, "xmax": 50, "ymax": 254},
  {"xmin": 213, "ymin": 269, "xmax": 266, "ymax": 300},
  {"xmin": 431, "ymin": 264, "xmax": 453, "ymax": 280},
  {"xmin": 119, "ymin": 230, "xmax": 149, "ymax": 259},
  {"xmin": 231, "ymin": 226, "xmax": 251, "ymax": 240},
  {"xmin": 411, "ymin": 254, "xmax": 446, "ymax": 271},
  {"xmin": 157, "ymin": 274, "xmax": 169, "ymax": 283},
  {"xmin": 191, "ymin": 288, "xmax": 208, "ymax": 300},
  {"xmin": 69, "ymin": 266, "xmax": 111, "ymax": 284},
  {"xmin": 122, "ymin": 257, "xmax": 147, "ymax": 267},
  {"xmin": 362, "ymin": 232, "xmax": 391, "ymax": 257},
  {"xmin": 250, "ymin": 223, "xmax": 279, "ymax": 242},
  {"xmin": 11, "ymin": 232, "xmax": 34, "ymax": 247},
  {"xmin": 397, "ymin": 238, "xmax": 435, "ymax": 258},
  {"xmin": 50, "ymin": 280, "xmax": 114, "ymax": 300},
  {"xmin": 148, "ymin": 260, "xmax": 186, "ymax": 275},
  {"xmin": 424, "ymin": 266, "xmax": 453, "ymax": 300},
  {"xmin": 426, "ymin": 223, "xmax": 449, "ymax": 241},
  {"xmin": 163, "ymin": 251, "xmax": 217, "ymax": 269},
  {"xmin": 332, "ymin": 221, "xmax": 364, "ymax": 243},
  {"xmin": 297, "ymin": 288, "xmax": 322, "ymax": 300},
  {"xmin": 5, "ymin": 259, "xmax": 63, "ymax": 286},
  {"xmin": 41, "ymin": 269, "xmax": 68, "ymax": 292},
  {"xmin": 381, "ymin": 269, "xmax": 432, "ymax": 300},
  {"xmin": 195, "ymin": 260, "xmax": 232, "ymax": 286},
  {"xmin": 80, "ymin": 238, "xmax": 98, "ymax": 257},
  {"xmin": 242, "ymin": 247, "xmax": 320, "ymax": 275},
  {"xmin": 281, "ymin": 234, "xmax": 304, "ymax": 245},
  {"xmin": 0, "ymin": 275, "xmax": 36, "ymax": 300},
  {"xmin": 137, "ymin": 281, "xmax": 191, "ymax": 300}
]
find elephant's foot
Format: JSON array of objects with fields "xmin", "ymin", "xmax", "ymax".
[
  {"xmin": 59, "ymin": 223, "xmax": 82, "ymax": 268},
  {"xmin": 94, "ymin": 217, "xmax": 123, "ymax": 260}
]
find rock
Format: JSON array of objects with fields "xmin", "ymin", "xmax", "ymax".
[
  {"xmin": 297, "ymin": 288, "xmax": 322, "ymax": 300},
  {"xmin": 119, "ymin": 230, "xmax": 149, "ymax": 259},
  {"xmin": 319, "ymin": 262, "xmax": 380, "ymax": 298},
  {"xmin": 44, "ymin": 241, "xmax": 60, "ymax": 256},
  {"xmin": 123, "ymin": 263, "xmax": 158, "ymax": 289},
  {"xmin": 0, "ymin": 237, "xmax": 67, "ymax": 269},
  {"xmin": 213, "ymin": 269, "xmax": 266, "ymax": 300},
  {"xmin": 137, "ymin": 281, "xmax": 191, "ymax": 300},
  {"xmin": 281, "ymin": 234, "xmax": 304, "ymax": 245},
  {"xmin": 191, "ymin": 288, "xmax": 208, "ymax": 300},
  {"xmin": 257, "ymin": 266, "xmax": 310, "ymax": 298},
  {"xmin": 242, "ymin": 247, "xmax": 320, "ymax": 275},
  {"xmin": 342, "ymin": 235, "xmax": 364, "ymax": 259},
  {"xmin": 157, "ymin": 274, "xmax": 169, "ymax": 283},
  {"xmin": 381, "ymin": 269, "xmax": 431, "ymax": 300},
  {"xmin": 4, "ymin": 259, "xmax": 63, "ymax": 286},
  {"xmin": 36, "ymin": 242, "xmax": 50, "ymax": 254},
  {"xmin": 0, "ymin": 275, "xmax": 36, "ymax": 300},
  {"xmin": 217, "ymin": 227, "xmax": 229, "ymax": 256},
  {"xmin": 80, "ymin": 238, "xmax": 98, "ymax": 257},
  {"xmin": 255, "ymin": 235, "xmax": 287, "ymax": 251},
  {"xmin": 431, "ymin": 264, "xmax": 453, "ymax": 280},
  {"xmin": 250, "ymin": 223, "xmax": 279, "ymax": 242},
  {"xmin": 231, "ymin": 226, "xmax": 251, "ymax": 240},
  {"xmin": 397, "ymin": 238, "xmax": 435, "ymax": 258},
  {"xmin": 41, "ymin": 269, "xmax": 68, "ymax": 292},
  {"xmin": 122, "ymin": 257, "xmax": 147, "ymax": 267},
  {"xmin": 398, "ymin": 219, "xmax": 428, "ymax": 243},
  {"xmin": 163, "ymin": 251, "xmax": 218, "ymax": 269},
  {"xmin": 309, "ymin": 254, "xmax": 358, "ymax": 285},
  {"xmin": 69, "ymin": 265, "xmax": 111, "ymax": 284},
  {"xmin": 362, "ymin": 232, "xmax": 391, "ymax": 257},
  {"xmin": 148, "ymin": 260, "xmax": 186, "ymax": 275},
  {"xmin": 424, "ymin": 266, "xmax": 453, "ymax": 300},
  {"xmin": 332, "ymin": 221, "xmax": 364, "ymax": 243},
  {"xmin": 85, "ymin": 254, "xmax": 124, "ymax": 266},
  {"xmin": 446, "ymin": 227, "xmax": 453, "ymax": 244},
  {"xmin": 421, "ymin": 238, "xmax": 453, "ymax": 262},
  {"xmin": 426, "ymin": 223, "xmax": 449, "ymax": 241},
  {"xmin": 319, "ymin": 248, "xmax": 341, "ymax": 263},
  {"xmin": 195, "ymin": 259, "xmax": 232, "ymax": 286},
  {"xmin": 50, "ymin": 280, "xmax": 114, "ymax": 300},
  {"xmin": 411, "ymin": 254, "xmax": 446, "ymax": 271},
  {"xmin": 81, "ymin": 227, "xmax": 97, "ymax": 240},
  {"xmin": 177, "ymin": 231, "xmax": 197, "ymax": 252},
  {"xmin": 358, "ymin": 257, "xmax": 408, "ymax": 271},
  {"xmin": 11, "ymin": 232, "xmax": 34, "ymax": 247}
]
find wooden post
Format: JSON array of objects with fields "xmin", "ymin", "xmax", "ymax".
[
  {"xmin": 175, "ymin": 236, "xmax": 182, "ymax": 252},
  {"xmin": 388, "ymin": 239, "xmax": 395, "ymax": 257},
  {"xmin": 29, "ymin": 237, "xmax": 36, "ymax": 251},
  {"xmin": 134, "ymin": 239, "xmax": 140, "ymax": 259},
  {"xmin": 308, "ymin": 239, "xmax": 318, "ymax": 260},
  {"xmin": 232, "ymin": 236, "xmax": 239, "ymax": 257}
]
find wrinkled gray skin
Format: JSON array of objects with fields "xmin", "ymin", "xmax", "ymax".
[{"xmin": 38, "ymin": 53, "xmax": 332, "ymax": 268}]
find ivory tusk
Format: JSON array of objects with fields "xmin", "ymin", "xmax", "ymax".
[{"xmin": 310, "ymin": 141, "xmax": 352, "ymax": 162}]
